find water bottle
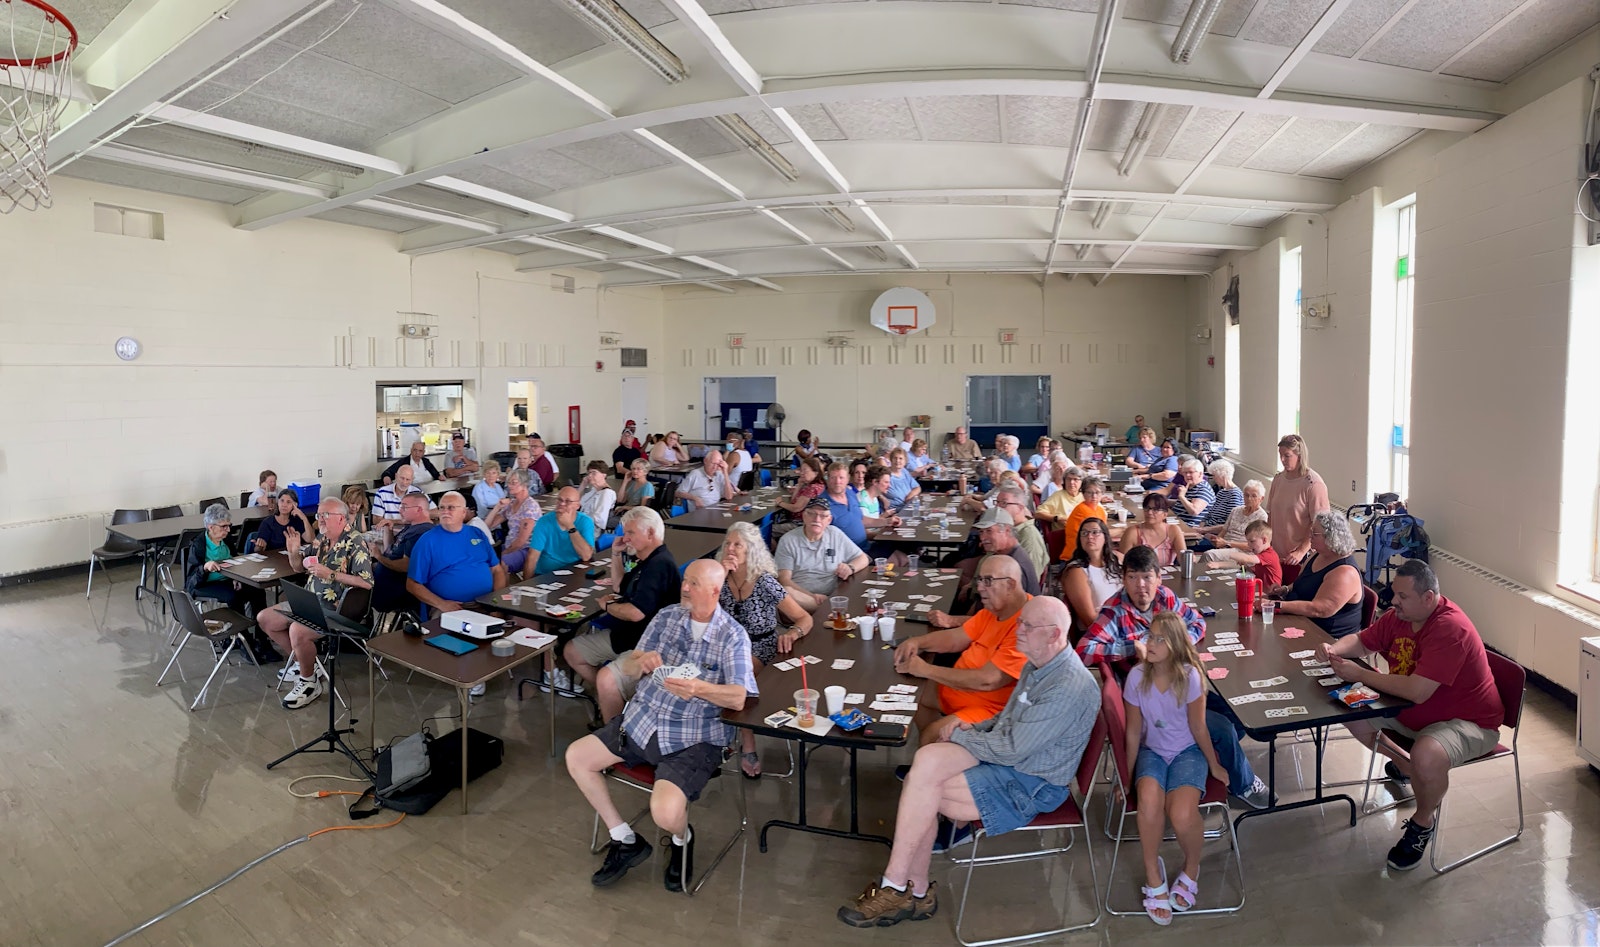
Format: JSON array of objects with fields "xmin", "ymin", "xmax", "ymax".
[{"xmin": 942, "ymin": 445, "xmax": 951, "ymax": 463}]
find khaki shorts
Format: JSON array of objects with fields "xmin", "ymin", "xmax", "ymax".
[
  {"xmin": 568, "ymin": 628, "xmax": 619, "ymax": 668},
  {"xmin": 1377, "ymin": 717, "xmax": 1499, "ymax": 769}
]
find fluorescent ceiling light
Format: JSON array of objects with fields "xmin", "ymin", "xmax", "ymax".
[
  {"xmin": 1117, "ymin": 104, "xmax": 1165, "ymax": 177},
  {"xmin": 618, "ymin": 259, "xmax": 680, "ymax": 278},
  {"xmin": 681, "ymin": 254, "xmax": 739, "ymax": 276},
  {"xmin": 590, "ymin": 225, "xmax": 674, "ymax": 254},
  {"xmin": 713, "ymin": 115, "xmax": 798, "ymax": 181},
  {"xmin": 819, "ymin": 204, "xmax": 856, "ymax": 232},
  {"xmin": 1171, "ymin": 0, "xmax": 1226, "ymax": 64},
  {"xmin": 552, "ymin": 0, "xmax": 687, "ymax": 82},
  {"xmin": 1091, "ymin": 202, "xmax": 1111, "ymax": 229},
  {"xmin": 862, "ymin": 245, "xmax": 889, "ymax": 264}
]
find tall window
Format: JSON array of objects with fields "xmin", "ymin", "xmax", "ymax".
[
  {"xmin": 1392, "ymin": 201, "xmax": 1416, "ymax": 498},
  {"xmin": 1280, "ymin": 246, "xmax": 1302, "ymax": 438},
  {"xmin": 1224, "ymin": 317, "xmax": 1240, "ymax": 451}
]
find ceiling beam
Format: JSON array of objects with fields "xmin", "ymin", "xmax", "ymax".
[
  {"xmin": 147, "ymin": 105, "xmax": 407, "ymax": 175},
  {"xmin": 91, "ymin": 143, "xmax": 335, "ymax": 197},
  {"xmin": 49, "ymin": 0, "xmax": 320, "ymax": 168},
  {"xmin": 600, "ymin": 261, "xmax": 1215, "ymax": 289}
]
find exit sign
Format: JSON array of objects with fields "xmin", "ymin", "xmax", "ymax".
[{"xmin": 727, "ymin": 333, "xmax": 745, "ymax": 348}]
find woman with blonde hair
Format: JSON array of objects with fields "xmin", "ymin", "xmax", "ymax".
[
  {"xmin": 718, "ymin": 521, "xmax": 813, "ymax": 777},
  {"xmin": 341, "ymin": 484, "xmax": 373, "ymax": 535},
  {"xmin": 1266, "ymin": 433, "xmax": 1330, "ymax": 582}
]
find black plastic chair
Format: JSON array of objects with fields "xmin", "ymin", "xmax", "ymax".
[
  {"xmin": 240, "ymin": 491, "xmax": 253, "ymax": 508},
  {"xmin": 140, "ymin": 505, "xmax": 187, "ymax": 600},
  {"xmin": 199, "ymin": 496, "xmax": 227, "ymax": 511},
  {"xmin": 87, "ymin": 509, "xmax": 150, "ymax": 598},
  {"xmin": 156, "ymin": 578, "xmax": 260, "ymax": 712}
]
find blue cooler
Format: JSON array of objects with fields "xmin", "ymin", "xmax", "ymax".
[{"xmin": 287, "ymin": 481, "xmax": 321, "ymax": 508}]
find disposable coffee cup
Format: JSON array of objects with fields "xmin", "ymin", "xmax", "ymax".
[
  {"xmin": 856, "ymin": 616, "xmax": 877, "ymax": 640},
  {"xmin": 795, "ymin": 689, "xmax": 819, "ymax": 727},
  {"xmin": 825, "ymin": 685, "xmax": 847, "ymax": 715},
  {"xmin": 879, "ymin": 617, "xmax": 897, "ymax": 643},
  {"xmin": 1261, "ymin": 599, "xmax": 1277, "ymax": 624}
]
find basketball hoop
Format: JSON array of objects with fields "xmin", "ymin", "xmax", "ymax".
[{"xmin": 0, "ymin": 0, "xmax": 78, "ymax": 213}]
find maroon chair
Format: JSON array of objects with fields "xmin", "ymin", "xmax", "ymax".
[
  {"xmin": 1360, "ymin": 585, "xmax": 1379, "ymax": 630},
  {"xmin": 1360, "ymin": 651, "xmax": 1525, "ymax": 873},
  {"xmin": 1101, "ymin": 671, "xmax": 1245, "ymax": 917},
  {"xmin": 586, "ymin": 760, "xmax": 746, "ymax": 896},
  {"xmin": 951, "ymin": 709, "xmax": 1108, "ymax": 944}
]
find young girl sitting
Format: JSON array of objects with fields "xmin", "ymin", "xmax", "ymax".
[{"xmin": 1124, "ymin": 611, "xmax": 1229, "ymax": 925}]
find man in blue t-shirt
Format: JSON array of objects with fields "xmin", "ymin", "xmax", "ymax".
[
  {"xmin": 406, "ymin": 491, "xmax": 505, "ymax": 616},
  {"xmin": 368, "ymin": 492, "xmax": 435, "ymax": 612},
  {"xmin": 822, "ymin": 462, "xmax": 868, "ymax": 546},
  {"xmin": 525, "ymin": 486, "xmax": 597, "ymax": 575}
]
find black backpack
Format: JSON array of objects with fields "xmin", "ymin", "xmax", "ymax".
[{"xmin": 350, "ymin": 727, "xmax": 504, "ymax": 818}]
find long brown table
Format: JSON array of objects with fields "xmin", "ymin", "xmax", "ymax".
[
  {"xmin": 869, "ymin": 496, "xmax": 974, "ymax": 551},
  {"xmin": 1165, "ymin": 569, "xmax": 1409, "ymax": 829},
  {"xmin": 365, "ymin": 617, "xmax": 557, "ymax": 812},
  {"xmin": 723, "ymin": 569, "xmax": 957, "ymax": 849},
  {"xmin": 663, "ymin": 486, "xmax": 785, "ymax": 532},
  {"xmin": 111, "ymin": 506, "xmax": 269, "ymax": 545},
  {"xmin": 217, "ymin": 550, "xmax": 294, "ymax": 589}
]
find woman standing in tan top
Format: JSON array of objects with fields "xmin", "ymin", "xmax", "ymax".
[{"xmin": 1266, "ymin": 433, "xmax": 1330, "ymax": 582}]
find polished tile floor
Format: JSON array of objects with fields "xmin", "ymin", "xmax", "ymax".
[{"xmin": 5, "ymin": 568, "xmax": 1599, "ymax": 946}]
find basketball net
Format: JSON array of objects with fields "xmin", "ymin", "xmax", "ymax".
[{"xmin": 0, "ymin": 0, "xmax": 78, "ymax": 213}]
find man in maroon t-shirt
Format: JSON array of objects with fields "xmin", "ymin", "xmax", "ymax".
[{"xmin": 1324, "ymin": 559, "xmax": 1504, "ymax": 871}]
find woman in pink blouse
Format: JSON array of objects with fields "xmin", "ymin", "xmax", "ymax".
[{"xmin": 1265, "ymin": 433, "xmax": 1330, "ymax": 583}]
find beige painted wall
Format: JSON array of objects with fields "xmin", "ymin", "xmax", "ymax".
[
  {"xmin": 657, "ymin": 272, "xmax": 1192, "ymax": 445},
  {"xmin": 0, "ymin": 175, "xmax": 663, "ymax": 573}
]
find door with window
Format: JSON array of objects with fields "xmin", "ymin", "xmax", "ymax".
[{"xmin": 966, "ymin": 375, "xmax": 1051, "ymax": 447}]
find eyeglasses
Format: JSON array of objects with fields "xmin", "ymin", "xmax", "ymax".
[
  {"xmin": 973, "ymin": 575, "xmax": 1011, "ymax": 587},
  {"xmin": 1016, "ymin": 619, "xmax": 1057, "ymax": 635},
  {"xmin": 316, "ymin": 512, "xmax": 345, "ymax": 520}
]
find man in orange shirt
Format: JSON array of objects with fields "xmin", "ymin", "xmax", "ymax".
[{"xmin": 892, "ymin": 555, "xmax": 1029, "ymax": 747}]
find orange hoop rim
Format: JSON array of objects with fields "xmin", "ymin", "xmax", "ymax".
[{"xmin": 0, "ymin": 0, "xmax": 78, "ymax": 68}]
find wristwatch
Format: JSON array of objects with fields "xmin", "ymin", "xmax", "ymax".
[{"xmin": 567, "ymin": 527, "xmax": 578, "ymax": 535}]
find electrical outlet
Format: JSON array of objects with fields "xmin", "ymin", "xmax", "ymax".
[
  {"xmin": 1351, "ymin": 480, "xmax": 1357, "ymax": 492},
  {"xmin": 317, "ymin": 468, "xmax": 323, "ymax": 478},
  {"xmin": 945, "ymin": 405, "xmax": 954, "ymax": 412}
]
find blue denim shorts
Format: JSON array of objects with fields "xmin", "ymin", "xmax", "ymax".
[
  {"xmin": 964, "ymin": 762, "xmax": 1072, "ymax": 836},
  {"xmin": 1134, "ymin": 744, "xmax": 1207, "ymax": 794}
]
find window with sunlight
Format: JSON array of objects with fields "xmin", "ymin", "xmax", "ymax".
[
  {"xmin": 1392, "ymin": 202, "xmax": 1416, "ymax": 499},
  {"xmin": 1280, "ymin": 246, "xmax": 1302, "ymax": 438}
]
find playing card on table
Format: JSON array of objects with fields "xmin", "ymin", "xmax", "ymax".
[
  {"xmin": 831, "ymin": 659, "xmax": 855, "ymax": 670},
  {"xmin": 845, "ymin": 693, "xmax": 865, "ymax": 704},
  {"xmin": 871, "ymin": 701, "xmax": 918, "ymax": 712},
  {"xmin": 888, "ymin": 684, "xmax": 918, "ymax": 694},
  {"xmin": 772, "ymin": 659, "xmax": 799, "ymax": 671},
  {"xmin": 1248, "ymin": 676, "xmax": 1288, "ymax": 688},
  {"xmin": 1301, "ymin": 659, "xmax": 1328, "ymax": 668},
  {"xmin": 1199, "ymin": 653, "xmax": 1216, "ymax": 662},
  {"xmin": 1213, "ymin": 632, "xmax": 1239, "ymax": 641},
  {"xmin": 1289, "ymin": 649, "xmax": 1315, "ymax": 659},
  {"xmin": 1207, "ymin": 667, "xmax": 1230, "ymax": 680},
  {"xmin": 1234, "ymin": 650, "xmax": 1255, "ymax": 657},
  {"xmin": 1257, "ymin": 691, "xmax": 1295, "ymax": 701},
  {"xmin": 1264, "ymin": 706, "xmax": 1309, "ymax": 719},
  {"xmin": 1279, "ymin": 628, "xmax": 1306, "ymax": 639},
  {"xmin": 1208, "ymin": 644, "xmax": 1243, "ymax": 653},
  {"xmin": 914, "ymin": 604, "xmax": 932, "ymax": 612},
  {"xmin": 802, "ymin": 655, "xmax": 821, "ymax": 664},
  {"xmin": 1302, "ymin": 668, "xmax": 1331, "ymax": 677},
  {"xmin": 880, "ymin": 714, "xmax": 913, "ymax": 725},
  {"xmin": 1318, "ymin": 676, "xmax": 1342, "ymax": 686},
  {"xmin": 1228, "ymin": 693, "xmax": 1261, "ymax": 705},
  {"xmin": 1197, "ymin": 575, "xmax": 1212, "ymax": 582}
]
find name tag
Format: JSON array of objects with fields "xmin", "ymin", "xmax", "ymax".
[{"xmin": 1016, "ymin": 690, "xmax": 1031, "ymax": 706}]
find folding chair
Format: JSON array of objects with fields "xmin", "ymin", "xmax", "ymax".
[
  {"xmin": 198, "ymin": 496, "xmax": 228, "ymax": 511},
  {"xmin": 587, "ymin": 761, "xmax": 746, "ymax": 896},
  {"xmin": 157, "ymin": 581, "xmax": 261, "ymax": 711},
  {"xmin": 952, "ymin": 713, "xmax": 1108, "ymax": 945},
  {"xmin": 1101, "ymin": 672, "xmax": 1245, "ymax": 917},
  {"xmin": 1359, "ymin": 652, "xmax": 1524, "ymax": 873},
  {"xmin": 87, "ymin": 508, "xmax": 149, "ymax": 598}
]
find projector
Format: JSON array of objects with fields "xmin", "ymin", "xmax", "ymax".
[{"xmin": 440, "ymin": 610, "xmax": 509, "ymax": 639}]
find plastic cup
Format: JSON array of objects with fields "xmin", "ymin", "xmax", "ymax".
[
  {"xmin": 907, "ymin": 554, "xmax": 920, "ymax": 576},
  {"xmin": 856, "ymin": 616, "xmax": 877, "ymax": 640},
  {"xmin": 825, "ymin": 685, "xmax": 847, "ymax": 715},
  {"xmin": 511, "ymin": 588, "xmax": 524, "ymax": 607},
  {"xmin": 879, "ymin": 617, "xmax": 897, "ymax": 643},
  {"xmin": 795, "ymin": 689, "xmax": 819, "ymax": 727},
  {"xmin": 1261, "ymin": 599, "xmax": 1277, "ymax": 624},
  {"xmin": 829, "ymin": 595, "xmax": 850, "ymax": 626},
  {"xmin": 874, "ymin": 557, "xmax": 887, "ymax": 575}
]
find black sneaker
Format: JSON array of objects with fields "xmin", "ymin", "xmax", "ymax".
[
  {"xmin": 893, "ymin": 764, "xmax": 911, "ymax": 782},
  {"xmin": 1386, "ymin": 817, "xmax": 1434, "ymax": 871},
  {"xmin": 664, "ymin": 828, "xmax": 694, "ymax": 892},
  {"xmin": 591, "ymin": 837, "xmax": 652, "ymax": 887},
  {"xmin": 930, "ymin": 818, "xmax": 974, "ymax": 854},
  {"xmin": 1384, "ymin": 761, "xmax": 1411, "ymax": 785}
]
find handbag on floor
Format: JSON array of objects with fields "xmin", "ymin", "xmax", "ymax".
[{"xmin": 350, "ymin": 727, "xmax": 505, "ymax": 818}]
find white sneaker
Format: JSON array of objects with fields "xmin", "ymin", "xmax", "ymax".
[
  {"xmin": 469, "ymin": 682, "xmax": 487, "ymax": 698},
  {"xmin": 282, "ymin": 675, "xmax": 324, "ymax": 709},
  {"xmin": 277, "ymin": 661, "xmax": 301, "ymax": 683},
  {"xmin": 553, "ymin": 669, "xmax": 573, "ymax": 692}
]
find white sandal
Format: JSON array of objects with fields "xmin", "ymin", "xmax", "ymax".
[{"xmin": 1141, "ymin": 857, "xmax": 1172, "ymax": 926}]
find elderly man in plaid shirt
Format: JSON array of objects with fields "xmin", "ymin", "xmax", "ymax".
[
  {"xmin": 566, "ymin": 559, "xmax": 758, "ymax": 893},
  {"xmin": 1076, "ymin": 544, "xmax": 1273, "ymax": 810}
]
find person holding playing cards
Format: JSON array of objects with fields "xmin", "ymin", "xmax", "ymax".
[
  {"xmin": 566, "ymin": 560, "xmax": 758, "ymax": 893},
  {"xmin": 1124, "ymin": 611, "xmax": 1231, "ymax": 925}
]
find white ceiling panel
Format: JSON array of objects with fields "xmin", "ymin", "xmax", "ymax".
[
  {"xmin": 1003, "ymin": 95, "xmax": 1082, "ymax": 147},
  {"xmin": 313, "ymin": 206, "xmax": 423, "ymax": 232},
  {"xmin": 616, "ymin": 0, "xmax": 680, "ymax": 28},
  {"xmin": 1162, "ymin": 203, "xmax": 1195, "ymax": 220},
  {"xmin": 386, "ymin": 184, "xmax": 508, "ymax": 218},
  {"xmin": 1239, "ymin": 0, "xmax": 1336, "ymax": 48},
  {"xmin": 278, "ymin": 2, "xmax": 520, "ymax": 104},
  {"xmin": 650, "ymin": 119, "xmax": 742, "ymax": 158},
  {"xmin": 910, "ymin": 96, "xmax": 1001, "ymax": 143},
  {"xmin": 1312, "ymin": 0, "xmax": 1411, "ymax": 57},
  {"xmin": 55, "ymin": 0, "xmax": 129, "ymax": 46},
  {"xmin": 171, "ymin": 91, "xmax": 381, "ymax": 151},
  {"xmin": 1296, "ymin": 122, "xmax": 1417, "ymax": 178},
  {"xmin": 437, "ymin": 0, "xmax": 604, "ymax": 65},
  {"xmin": 1162, "ymin": 107, "xmax": 1241, "ymax": 161},
  {"xmin": 1233, "ymin": 208, "xmax": 1287, "ymax": 227},
  {"xmin": 1087, "ymin": 99, "xmax": 1145, "ymax": 153},
  {"xmin": 787, "ymin": 103, "xmax": 846, "ymax": 140},
  {"xmin": 60, "ymin": 156, "xmax": 263, "ymax": 204},
  {"xmin": 1188, "ymin": 205, "xmax": 1245, "ymax": 223},
  {"xmin": 1360, "ymin": 0, "xmax": 1529, "ymax": 72},
  {"xmin": 1244, "ymin": 117, "xmax": 1362, "ymax": 173},
  {"xmin": 1441, "ymin": 0, "xmax": 1600, "ymax": 82},
  {"xmin": 827, "ymin": 98, "xmax": 922, "ymax": 140},
  {"xmin": 554, "ymin": 135, "xmax": 674, "ymax": 175},
  {"xmin": 487, "ymin": 147, "xmax": 613, "ymax": 190},
  {"xmin": 739, "ymin": 110, "xmax": 792, "ymax": 144},
  {"xmin": 1120, "ymin": 0, "xmax": 1259, "ymax": 36},
  {"xmin": 1212, "ymin": 113, "xmax": 1292, "ymax": 167},
  {"xmin": 450, "ymin": 165, "xmax": 558, "ymax": 200}
]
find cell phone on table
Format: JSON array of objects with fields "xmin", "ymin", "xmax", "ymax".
[
  {"xmin": 863, "ymin": 722, "xmax": 906, "ymax": 740},
  {"xmin": 1198, "ymin": 606, "xmax": 1217, "ymax": 617}
]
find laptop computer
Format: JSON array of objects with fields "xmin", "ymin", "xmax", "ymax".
[{"xmin": 279, "ymin": 580, "xmax": 365, "ymax": 637}]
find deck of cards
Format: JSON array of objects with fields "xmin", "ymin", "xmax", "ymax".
[
  {"xmin": 1264, "ymin": 706, "xmax": 1309, "ymax": 718},
  {"xmin": 650, "ymin": 662, "xmax": 701, "ymax": 684}
]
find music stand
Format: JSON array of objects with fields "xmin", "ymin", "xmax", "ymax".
[{"xmin": 266, "ymin": 593, "xmax": 375, "ymax": 780}]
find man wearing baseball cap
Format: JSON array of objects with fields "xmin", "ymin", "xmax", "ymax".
[{"xmin": 773, "ymin": 496, "xmax": 871, "ymax": 611}]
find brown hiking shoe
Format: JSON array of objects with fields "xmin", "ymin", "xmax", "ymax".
[{"xmin": 837, "ymin": 881, "xmax": 938, "ymax": 928}]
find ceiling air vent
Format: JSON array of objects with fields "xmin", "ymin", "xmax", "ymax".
[
  {"xmin": 620, "ymin": 347, "xmax": 648, "ymax": 367},
  {"xmin": 551, "ymin": 274, "xmax": 576, "ymax": 294}
]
